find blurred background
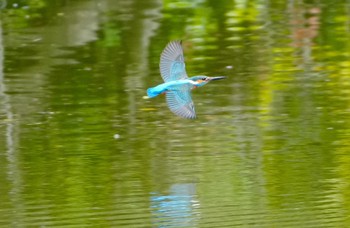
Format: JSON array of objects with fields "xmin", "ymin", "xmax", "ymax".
[{"xmin": 0, "ymin": 0, "xmax": 349, "ymax": 227}]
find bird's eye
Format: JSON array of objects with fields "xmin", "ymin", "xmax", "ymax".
[{"xmin": 202, "ymin": 77, "xmax": 207, "ymax": 80}]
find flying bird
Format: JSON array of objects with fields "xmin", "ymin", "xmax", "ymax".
[{"xmin": 145, "ymin": 40, "xmax": 226, "ymax": 119}]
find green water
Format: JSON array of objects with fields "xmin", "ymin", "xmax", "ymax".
[{"xmin": 0, "ymin": 0, "xmax": 350, "ymax": 227}]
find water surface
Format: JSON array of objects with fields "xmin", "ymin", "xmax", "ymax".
[{"xmin": 1, "ymin": 0, "xmax": 350, "ymax": 227}]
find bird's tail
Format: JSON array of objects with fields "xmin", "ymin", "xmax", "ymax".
[{"xmin": 147, "ymin": 87, "xmax": 163, "ymax": 98}]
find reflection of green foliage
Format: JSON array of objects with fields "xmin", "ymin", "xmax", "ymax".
[
  {"xmin": 98, "ymin": 22, "xmax": 121, "ymax": 48},
  {"xmin": 3, "ymin": 0, "xmax": 55, "ymax": 28}
]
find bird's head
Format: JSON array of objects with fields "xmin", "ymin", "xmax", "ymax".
[{"xmin": 189, "ymin": 75, "xmax": 226, "ymax": 87}]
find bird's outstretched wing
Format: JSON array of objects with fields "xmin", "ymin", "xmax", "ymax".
[
  {"xmin": 166, "ymin": 89, "xmax": 196, "ymax": 119},
  {"xmin": 160, "ymin": 40, "xmax": 188, "ymax": 82}
]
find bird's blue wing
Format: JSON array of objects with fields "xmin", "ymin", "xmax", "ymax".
[
  {"xmin": 160, "ymin": 40, "xmax": 188, "ymax": 82},
  {"xmin": 166, "ymin": 88, "xmax": 196, "ymax": 119}
]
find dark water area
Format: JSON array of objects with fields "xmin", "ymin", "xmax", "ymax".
[{"xmin": 0, "ymin": 0, "xmax": 350, "ymax": 227}]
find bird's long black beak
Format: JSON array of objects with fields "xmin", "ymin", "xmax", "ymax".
[{"xmin": 210, "ymin": 76, "xmax": 226, "ymax": 81}]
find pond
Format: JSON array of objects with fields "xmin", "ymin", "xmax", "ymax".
[{"xmin": 0, "ymin": 0, "xmax": 350, "ymax": 227}]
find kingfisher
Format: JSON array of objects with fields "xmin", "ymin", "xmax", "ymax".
[{"xmin": 145, "ymin": 40, "xmax": 226, "ymax": 119}]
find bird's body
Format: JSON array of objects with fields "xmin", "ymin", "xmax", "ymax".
[
  {"xmin": 146, "ymin": 40, "xmax": 225, "ymax": 119},
  {"xmin": 147, "ymin": 79, "xmax": 196, "ymax": 98}
]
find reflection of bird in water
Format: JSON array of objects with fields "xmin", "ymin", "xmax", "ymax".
[
  {"xmin": 145, "ymin": 41, "xmax": 226, "ymax": 119},
  {"xmin": 150, "ymin": 183, "xmax": 199, "ymax": 227}
]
